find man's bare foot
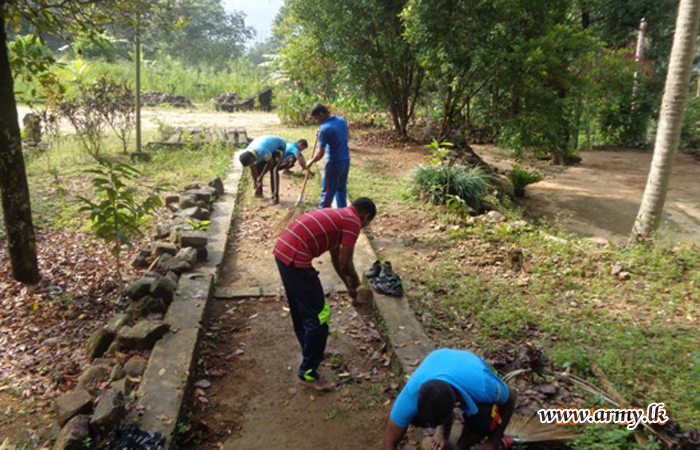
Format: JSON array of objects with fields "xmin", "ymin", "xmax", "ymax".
[{"xmin": 298, "ymin": 377, "xmax": 335, "ymax": 392}]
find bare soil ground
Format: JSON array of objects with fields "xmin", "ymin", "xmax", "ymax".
[
  {"xmin": 474, "ymin": 145, "xmax": 700, "ymax": 242},
  {"xmin": 181, "ymin": 172, "xmax": 407, "ymax": 449}
]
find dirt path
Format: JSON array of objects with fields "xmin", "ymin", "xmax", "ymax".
[
  {"xmin": 475, "ymin": 145, "xmax": 700, "ymax": 242},
  {"xmin": 180, "ymin": 171, "xmax": 404, "ymax": 450}
]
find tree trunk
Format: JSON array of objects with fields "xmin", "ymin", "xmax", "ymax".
[
  {"xmin": 0, "ymin": 3, "xmax": 41, "ymax": 283},
  {"xmin": 632, "ymin": 0, "xmax": 700, "ymax": 241}
]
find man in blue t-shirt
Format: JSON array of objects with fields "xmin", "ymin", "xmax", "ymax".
[
  {"xmin": 277, "ymin": 139, "xmax": 313, "ymax": 176},
  {"xmin": 383, "ymin": 349, "xmax": 516, "ymax": 450},
  {"xmin": 307, "ymin": 104, "xmax": 350, "ymax": 208},
  {"xmin": 239, "ymin": 135, "xmax": 287, "ymax": 204}
]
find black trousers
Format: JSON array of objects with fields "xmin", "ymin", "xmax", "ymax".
[
  {"xmin": 254, "ymin": 150, "xmax": 281, "ymax": 200},
  {"xmin": 275, "ymin": 258, "xmax": 330, "ymax": 381}
]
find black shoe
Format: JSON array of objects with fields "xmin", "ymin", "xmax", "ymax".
[
  {"xmin": 364, "ymin": 260, "xmax": 381, "ymax": 278},
  {"xmin": 370, "ymin": 273, "xmax": 403, "ymax": 297},
  {"xmin": 379, "ymin": 260, "xmax": 395, "ymax": 276}
]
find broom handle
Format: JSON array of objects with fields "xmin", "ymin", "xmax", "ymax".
[{"xmin": 296, "ymin": 135, "xmax": 318, "ymax": 204}]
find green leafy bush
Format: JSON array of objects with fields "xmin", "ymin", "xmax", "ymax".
[
  {"xmin": 509, "ymin": 165, "xmax": 543, "ymax": 198},
  {"xmin": 410, "ymin": 164, "xmax": 490, "ymax": 211},
  {"xmin": 276, "ymin": 86, "xmax": 317, "ymax": 125}
]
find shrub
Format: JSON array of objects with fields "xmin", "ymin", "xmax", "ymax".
[
  {"xmin": 276, "ymin": 86, "xmax": 318, "ymax": 126},
  {"xmin": 410, "ymin": 164, "xmax": 490, "ymax": 211},
  {"xmin": 509, "ymin": 165, "xmax": 543, "ymax": 198}
]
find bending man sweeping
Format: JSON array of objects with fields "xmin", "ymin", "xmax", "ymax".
[
  {"xmin": 274, "ymin": 198, "xmax": 376, "ymax": 391},
  {"xmin": 383, "ymin": 349, "xmax": 516, "ymax": 450},
  {"xmin": 239, "ymin": 135, "xmax": 287, "ymax": 204}
]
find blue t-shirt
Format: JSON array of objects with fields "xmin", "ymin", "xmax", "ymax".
[
  {"xmin": 282, "ymin": 142, "xmax": 301, "ymax": 163},
  {"xmin": 390, "ymin": 349, "xmax": 509, "ymax": 428},
  {"xmin": 318, "ymin": 116, "xmax": 350, "ymax": 162},
  {"xmin": 247, "ymin": 135, "xmax": 286, "ymax": 163}
]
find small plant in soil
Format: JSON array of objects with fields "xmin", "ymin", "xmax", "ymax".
[
  {"xmin": 509, "ymin": 165, "xmax": 543, "ymax": 198},
  {"xmin": 78, "ymin": 158, "xmax": 163, "ymax": 285}
]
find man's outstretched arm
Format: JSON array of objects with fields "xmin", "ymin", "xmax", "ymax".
[{"xmin": 382, "ymin": 418, "xmax": 407, "ymax": 450}]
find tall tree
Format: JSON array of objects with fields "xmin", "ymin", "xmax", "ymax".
[
  {"xmin": 1, "ymin": 0, "xmax": 169, "ymax": 283},
  {"xmin": 0, "ymin": 0, "xmax": 38, "ymax": 283},
  {"xmin": 632, "ymin": 0, "xmax": 700, "ymax": 240},
  {"xmin": 402, "ymin": 0, "xmax": 505, "ymax": 140},
  {"xmin": 284, "ymin": 0, "xmax": 424, "ymax": 138}
]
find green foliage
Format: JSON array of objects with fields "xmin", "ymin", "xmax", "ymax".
[
  {"xmin": 147, "ymin": 0, "xmax": 254, "ymax": 68},
  {"xmin": 402, "ymin": 0, "xmax": 505, "ymax": 139},
  {"xmin": 276, "ymin": 86, "xmax": 318, "ymax": 125},
  {"xmin": 15, "ymin": 56, "xmax": 267, "ymax": 104},
  {"xmin": 681, "ymin": 96, "xmax": 700, "ymax": 153},
  {"xmin": 77, "ymin": 158, "xmax": 163, "ymax": 279},
  {"xmin": 282, "ymin": 0, "xmax": 423, "ymax": 136},
  {"xmin": 423, "ymin": 140, "xmax": 453, "ymax": 167},
  {"xmin": 410, "ymin": 164, "xmax": 490, "ymax": 211},
  {"xmin": 497, "ymin": 23, "xmax": 599, "ymax": 163},
  {"xmin": 186, "ymin": 219, "xmax": 211, "ymax": 231},
  {"xmin": 508, "ymin": 165, "xmax": 543, "ymax": 198},
  {"xmin": 72, "ymin": 33, "xmax": 121, "ymax": 62}
]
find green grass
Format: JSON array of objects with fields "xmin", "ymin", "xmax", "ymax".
[
  {"xmin": 341, "ymin": 154, "xmax": 700, "ymax": 443},
  {"xmin": 9, "ymin": 129, "xmax": 235, "ymax": 232},
  {"xmin": 15, "ymin": 56, "xmax": 268, "ymax": 104}
]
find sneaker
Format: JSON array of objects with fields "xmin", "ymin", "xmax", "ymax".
[
  {"xmin": 364, "ymin": 260, "xmax": 382, "ymax": 278},
  {"xmin": 370, "ymin": 273, "xmax": 403, "ymax": 297},
  {"xmin": 379, "ymin": 260, "xmax": 395, "ymax": 276},
  {"xmin": 298, "ymin": 377, "xmax": 336, "ymax": 392}
]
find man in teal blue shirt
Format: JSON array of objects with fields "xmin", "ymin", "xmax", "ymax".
[
  {"xmin": 239, "ymin": 135, "xmax": 287, "ymax": 204},
  {"xmin": 278, "ymin": 139, "xmax": 312, "ymax": 175},
  {"xmin": 383, "ymin": 349, "xmax": 515, "ymax": 450}
]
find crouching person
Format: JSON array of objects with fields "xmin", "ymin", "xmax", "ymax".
[{"xmin": 383, "ymin": 349, "xmax": 516, "ymax": 450}]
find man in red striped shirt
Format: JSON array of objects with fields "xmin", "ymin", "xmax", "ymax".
[{"xmin": 274, "ymin": 197, "xmax": 377, "ymax": 391}]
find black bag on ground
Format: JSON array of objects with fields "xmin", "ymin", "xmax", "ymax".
[{"xmin": 104, "ymin": 424, "xmax": 166, "ymax": 450}]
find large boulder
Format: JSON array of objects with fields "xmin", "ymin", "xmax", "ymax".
[
  {"xmin": 150, "ymin": 277, "xmax": 177, "ymax": 304},
  {"xmin": 114, "ymin": 320, "xmax": 170, "ymax": 350},
  {"xmin": 90, "ymin": 390, "xmax": 126, "ymax": 436},
  {"xmin": 53, "ymin": 414, "xmax": 90, "ymax": 450},
  {"xmin": 124, "ymin": 278, "xmax": 156, "ymax": 300},
  {"xmin": 86, "ymin": 328, "xmax": 116, "ymax": 359},
  {"xmin": 131, "ymin": 249, "xmax": 151, "ymax": 269},
  {"xmin": 55, "ymin": 389, "xmax": 92, "ymax": 426}
]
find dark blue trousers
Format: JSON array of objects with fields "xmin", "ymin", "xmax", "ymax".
[
  {"xmin": 319, "ymin": 159, "xmax": 350, "ymax": 208},
  {"xmin": 275, "ymin": 258, "xmax": 330, "ymax": 381}
]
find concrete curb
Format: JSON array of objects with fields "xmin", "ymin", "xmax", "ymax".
[
  {"xmin": 133, "ymin": 151, "xmax": 245, "ymax": 448},
  {"xmin": 353, "ymin": 232, "xmax": 435, "ymax": 376}
]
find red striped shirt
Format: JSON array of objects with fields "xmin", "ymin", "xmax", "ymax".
[{"xmin": 274, "ymin": 206, "xmax": 362, "ymax": 268}]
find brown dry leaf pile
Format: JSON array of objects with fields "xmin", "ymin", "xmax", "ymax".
[{"xmin": 0, "ymin": 230, "xmax": 142, "ymax": 402}]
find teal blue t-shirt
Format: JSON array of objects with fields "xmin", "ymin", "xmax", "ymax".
[
  {"xmin": 247, "ymin": 135, "xmax": 286, "ymax": 163},
  {"xmin": 282, "ymin": 142, "xmax": 301, "ymax": 163},
  {"xmin": 390, "ymin": 349, "xmax": 509, "ymax": 427}
]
